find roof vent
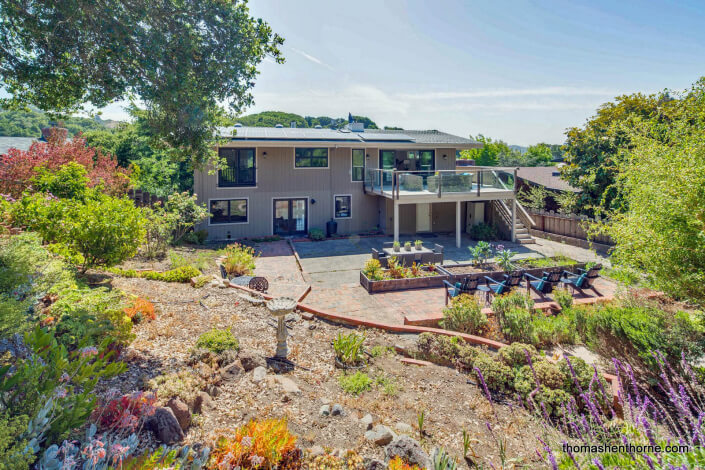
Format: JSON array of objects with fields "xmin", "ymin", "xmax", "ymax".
[
  {"xmin": 234, "ymin": 123, "xmax": 243, "ymax": 127},
  {"xmin": 314, "ymin": 125, "xmax": 323, "ymax": 129},
  {"xmin": 275, "ymin": 123, "xmax": 284, "ymax": 128}
]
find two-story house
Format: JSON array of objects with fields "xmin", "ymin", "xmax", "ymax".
[{"xmin": 194, "ymin": 123, "xmax": 528, "ymax": 247}]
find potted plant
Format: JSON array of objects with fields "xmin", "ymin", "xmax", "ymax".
[
  {"xmin": 404, "ymin": 241, "xmax": 412, "ymax": 251},
  {"xmin": 414, "ymin": 240, "xmax": 423, "ymax": 250},
  {"xmin": 393, "ymin": 241, "xmax": 401, "ymax": 252}
]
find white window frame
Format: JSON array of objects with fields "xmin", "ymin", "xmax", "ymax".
[
  {"xmin": 207, "ymin": 197, "xmax": 249, "ymax": 226},
  {"xmin": 351, "ymin": 148, "xmax": 365, "ymax": 182},
  {"xmin": 293, "ymin": 147, "xmax": 330, "ymax": 169},
  {"xmin": 333, "ymin": 194, "xmax": 352, "ymax": 219}
]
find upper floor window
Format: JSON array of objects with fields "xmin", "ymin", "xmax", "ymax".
[
  {"xmin": 351, "ymin": 149, "xmax": 364, "ymax": 181},
  {"xmin": 218, "ymin": 148, "xmax": 256, "ymax": 187},
  {"xmin": 295, "ymin": 148, "xmax": 328, "ymax": 168}
]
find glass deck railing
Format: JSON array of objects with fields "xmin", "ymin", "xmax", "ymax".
[{"xmin": 363, "ymin": 168, "xmax": 515, "ymax": 198}]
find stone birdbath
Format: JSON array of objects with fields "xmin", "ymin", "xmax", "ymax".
[{"xmin": 266, "ymin": 297, "xmax": 297, "ymax": 358}]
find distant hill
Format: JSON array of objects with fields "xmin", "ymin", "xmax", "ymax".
[
  {"xmin": 0, "ymin": 107, "xmax": 114, "ymax": 137},
  {"xmin": 235, "ymin": 111, "xmax": 381, "ymax": 129},
  {"xmin": 509, "ymin": 144, "xmax": 527, "ymax": 154}
]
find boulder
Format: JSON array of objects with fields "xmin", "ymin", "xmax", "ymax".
[
  {"xmin": 365, "ymin": 425, "xmax": 394, "ymax": 446},
  {"xmin": 384, "ymin": 436, "xmax": 430, "ymax": 469},
  {"xmin": 193, "ymin": 391, "xmax": 213, "ymax": 414},
  {"xmin": 166, "ymin": 398, "xmax": 191, "ymax": 431},
  {"xmin": 319, "ymin": 404, "xmax": 331, "ymax": 416},
  {"xmin": 360, "ymin": 413, "xmax": 374, "ymax": 430},
  {"xmin": 331, "ymin": 404, "xmax": 344, "ymax": 416},
  {"xmin": 220, "ymin": 361, "xmax": 243, "ymax": 382},
  {"xmin": 240, "ymin": 354, "xmax": 266, "ymax": 372},
  {"xmin": 364, "ymin": 458, "xmax": 386, "ymax": 470},
  {"xmin": 145, "ymin": 407, "xmax": 184, "ymax": 444},
  {"xmin": 252, "ymin": 366, "xmax": 267, "ymax": 382}
]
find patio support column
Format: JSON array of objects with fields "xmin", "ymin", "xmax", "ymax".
[
  {"xmin": 393, "ymin": 200, "xmax": 399, "ymax": 243},
  {"xmin": 456, "ymin": 201, "xmax": 461, "ymax": 248},
  {"xmin": 511, "ymin": 197, "xmax": 517, "ymax": 243}
]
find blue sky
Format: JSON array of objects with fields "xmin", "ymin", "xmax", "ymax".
[{"xmin": 101, "ymin": 0, "xmax": 704, "ymax": 145}]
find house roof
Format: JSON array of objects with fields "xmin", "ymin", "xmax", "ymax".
[
  {"xmin": 516, "ymin": 166, "xmax": 579, "ymax": 192},
  {"xmin": 217, "ymin": 126, "xmax": 479, "ymax": 147}
]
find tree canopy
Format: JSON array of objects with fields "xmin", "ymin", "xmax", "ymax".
[
  {"xmin": 0, "ymin": 0, "xmax": 283, "ymax": 167},
  {"xmin": 459, "ymin": 135, "xmax": 558, "ymax": 167},
  {"xmin": 235, "ymin": 111, "xmax": 379, "ymax": 129}
]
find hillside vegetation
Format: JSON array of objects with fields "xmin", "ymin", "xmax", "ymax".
[
  {"xmin": 0, "ymin": 108, "xmax": 110, "ymax": 137},
  {"xmin": 235, "ymin": 111, "xmax": 381, "ymax": 129}
]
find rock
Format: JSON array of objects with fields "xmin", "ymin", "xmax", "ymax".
[
  {"xmin": 319, "ymin": 404, "xmax": 331, "ymax": 416},
  {"xmin": 220, "ymin": 361, "xmax": 243, "ymax": 382},
  {"xmin": 285, "ymin": 313, "xmax": 300, "ymax": 322},
  {"xmin": 193, "ymin": 391, "xmax": 213, "ymax": 414},
  {"xmin": 187, "ymin": 347, "xmax": 218, "ymax": 366},
  {"xmin": 366, "ymin": 425, "xmax": 394, "ymax": 446},
  {"xmin": 166, "ymin": 398, "xmax": 190, "ymax": 431},
  {"xmin": 394, "ymin": 422, "xmax": 413, "ymax": 435},
  {"xmin": 207, "ymin": 385, "xmax": 220, "ymax": 397},
  {"xmin": 384, "ymin": 436, "xmax": 430, "ymax": 469},
  {"xmin": 360, "ymin": 413, "xmax": 374, "ymax": 430},
  {"xmin": 309, "ymin": 445, "xmax": 325, "ymax": 457},
  {"xmin": 301, "ymin": 312, "xmax": 315, "ymax": 321},
  {"xmin": 218, "ymin": 349, "xmax": 239, "ymax": 367},
  {"xmin": 275, "ymin": 375, "xmax": 301, "ymax": 394},
  {"xmin": 331, "ymin": 404, "xmax": 344, "ymax": 416},
  {"xmin": 365, "ymin": 459, "xmax": 386, "ymax": 470},
  {"xmin": 252, "ymin": 366, "xmax": 267, "ymax": 382},
  {"xmin": 240, "ymin": 354, "xmax": 266, "ymax": 372},
  {"xmin": 145, "ymin": 407, "xmax": 184, "ymax": 444}
]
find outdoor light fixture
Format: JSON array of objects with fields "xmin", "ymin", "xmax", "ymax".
[
  {"xmin": 311, "ymin": 199, "xmax": 316, "ymax": 204},
  {"xmin": 443, "ymin": 154, "xmax": 448, "ymax": 160}
]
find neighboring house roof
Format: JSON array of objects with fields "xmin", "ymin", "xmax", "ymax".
[
  {"xmin": 217, "ymin": 126, "xmax": 479, "ymax": 147},
  {"xmin": 0, "ymin": 136, "xmax": 36, "ymax": 155},
  {"xmin": 516, "ymin": 166, "xmax": 579, "ymax": 192}
]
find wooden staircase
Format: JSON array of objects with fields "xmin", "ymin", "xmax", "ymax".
[{"xmin": 490, "ymin": 200, "xmax": 536, "ymax": 244}]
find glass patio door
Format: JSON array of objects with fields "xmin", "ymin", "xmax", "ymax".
[
  {"xmin": 379, "ymin": 150, "xmax": 395, "ymax": 188},
  {"xmin": 273, "ymin": 199, "xmax": 308, "ymax": 236}
]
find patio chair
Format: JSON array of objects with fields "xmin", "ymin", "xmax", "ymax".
[
  {"xmin": 561, "ymin": 264, "xmax": 603, "ymax": 296},
  {"xmin": 371, "ymin": 248, "xmax": 380, "ymax": 260},
  {"xmin": 443, "ymin": 276, "xmax": 480, "ymax": 305},
  {"xmin": 378, "ymin": 253, "xmax": 389, "ymax": 268},
  {"xmin": 477, "ymin": 275, "xmax": 510, "ymax": 305},
  {"xmin": 524, "ymin": 270, "xmax": 562, "ymax": 299},
  {"xmin": 502, "ymin": 270, "xmax": 524, "ymax": 289},
  {"xmin": 432, "ymin": 252, "xmax": 444, "ymax": 264},
  {"xmin": 433, "ymin": 243, "xmax": 444, "ymax": 253},
  {"xmin": 383, "ymin": 241, "xmax": 394, "ymax": 249},
  {"xmin": 420, "ymin": 252, "xmax": 436, "ymax": 265}
]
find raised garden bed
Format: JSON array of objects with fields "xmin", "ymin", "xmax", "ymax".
[{"xmin": 360, "ymin": 269, "xmax": 447, "ymax": 293}]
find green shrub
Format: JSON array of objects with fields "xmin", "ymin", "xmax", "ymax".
[
  {"xmin": 585, "ymin": 301, "xmax": 705, "ymax": 369},
  {"xmin": 110, "ymin": 265, "xmax": 201, "ymax": 283},
  {"xmin": 164, "ymin": 192, "xmax": 210, "ymax": 245},
  {"xmin": 416, "ymin": 333, "xmax": 481, "ymax": 370},
  {"xmin": 440, "ymin": 294, "xmax": 488, "ymax": 335},
  {"xmin": 498, "ymin": 342, "xmax": 538, "ymax": 368},
  {"xmin": 552, "ymin": 287, "xmax": 574, "ymax": 310},
  {"xmin": 532, "ymin": 314, "xmax": 576, "ymax": 348},
  {"xmin": 32, "ymin": 162, "xmax": 89, "ymax": 200},
  {"xmin": 501, "ymin": 307, "xmax": 535, "ymax": 344},
  {"xmin": 338, "ymin": 371, "xmax": 372, "ymax": 395},
  {"xmin": 308, "ymin": 228, "xmax": 325, "ymax": 241},
  {"xmin": 0, "ymin": 411, "xmax": 35, "ymax": 469},
  {"xmin": 375, "ymin": 374, "xmax": 399, "ymax": 396},
  {"xmin": 195, "ymin": 328, "xmax": 239, "ymax": 354},
  {"xmin": 221, "ymin": 243, "xmax": 257, "ymax": 277},
  {"xmin": 468, "ymin": 222, "xmax": 497, "ymax": 241},
  {"xmin": 333, "ymin": 332, "xmax": 366, "ymax": 366},
  {"xmin": 183, "ymin": 228, "xmax": 209, "ymax": 245},
  {"xmin": 192, "ymin": 275, "xmax": 212, "ymax": 288},
  {"xmin": 472, "ymin": 353, "xmax": 514, "ymax": 392}
]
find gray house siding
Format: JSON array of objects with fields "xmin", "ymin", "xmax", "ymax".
[{"xmin": 195, "ymin": 144, "xmax": 467, "ymax": 240}]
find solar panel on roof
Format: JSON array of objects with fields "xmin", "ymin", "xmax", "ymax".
[{"xmin": 359, "ymin": 132, "xmax": 415, "ymax": 142}]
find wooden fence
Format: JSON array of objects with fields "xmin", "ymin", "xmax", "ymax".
[
  {"xmin": 127, "ymin": 188, "xmax": 164, "ymax": 207},
  {"xmin": 527, "ymin": 209, "xmax": 614, "ymax": 251}
]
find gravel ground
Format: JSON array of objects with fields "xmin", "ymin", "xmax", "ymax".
[{"xmin": 103, "ymin": 275, "xmax": 549, "ymax": 467}]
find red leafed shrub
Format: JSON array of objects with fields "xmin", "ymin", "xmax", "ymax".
[
  {"xmin": 95, "ymin": 391, "xmax": 158, "ymax": 432},
  {"xmin": 0, "ymin": 129, "xmax": 131, "ymax": 197}
]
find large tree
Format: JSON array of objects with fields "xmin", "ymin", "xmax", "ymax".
[{"xmin": 0, "ymin": 0, "xmax": 283, "ymax": 167}]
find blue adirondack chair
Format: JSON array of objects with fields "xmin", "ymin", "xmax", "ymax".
[
  {"xmin": 524, "ymin": 270, "xmax": 562, "ymax": 299},
  {"xmin": 443, "ymin": 276, "xmax": 480, "ymax": 305},
  {"xmin": 561, "ymin": 264, "xmax": 603, "ymax": 296},
  {"xmin": 477, "ymin": 275, "xmax": 510, "ymax": 305}
]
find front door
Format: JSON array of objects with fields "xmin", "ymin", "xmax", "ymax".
[
  {"xmin": 416, "ymin": 203, "xmax": 432, "ymax": 232},
  {"xmin": 273, "ymin": 199, "xmax": 308, "ymax": 236}
]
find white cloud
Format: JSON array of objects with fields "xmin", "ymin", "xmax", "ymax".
[{"xmin": 290, "ymin": 48, "xmax": 334, "ymax": 70}]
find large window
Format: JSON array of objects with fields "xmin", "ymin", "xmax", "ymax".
[
  {"xmin": 334, "ymin": 195, "xmax": 351, "ymax": 219},
  {"xmin": 209, "ymin": 199, "xmax": 248, "ymax": 224},
  {"xmin": 218, "ymin": 148, "xmax": 256, "ymax": 187},
  {"xmin": 295, "ymin": 148, "xmax": 328, "ymax": 168},
  {"xmin": 351, "ymin": 149, "xmax": 364, "ymax": 181}
]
